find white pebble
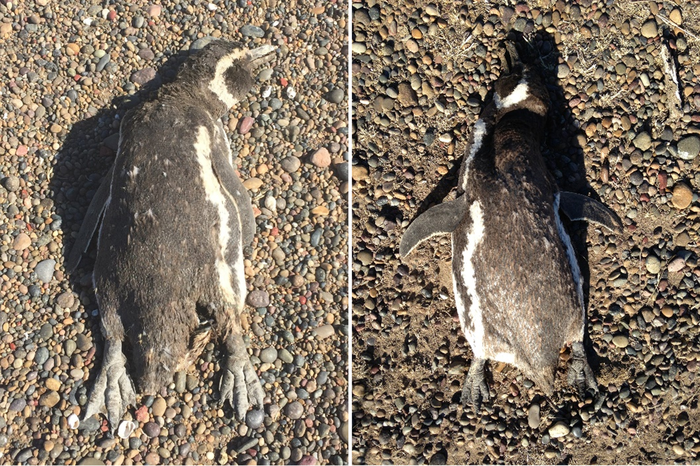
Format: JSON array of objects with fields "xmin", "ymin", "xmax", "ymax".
[
  {"xmin": 264, "ymin": 194, "xmax": 277, "ymax": 212},
  {"xmin": 261, "ymin": 86, "xmax": 272, "ymax": 99},
  {"xmin": 286, "ymin": 86, "xmax": 296, "ymax": 99},
  {"xmin": 83, "ymin": 17, "xmax": 93, "ymax": 26},
  {"xmin": 207, "ymin": 3, "xmax": 217, "ymax": 11},
  {"xmin": 67, "ymin": 414, "xmax": 80, "ymax": 429}
]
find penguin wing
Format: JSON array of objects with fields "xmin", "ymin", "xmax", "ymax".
[
  {"xmin": 399, "ymin": 196, "xmax": 468, "ymax": 258},
  {"xmin": 64, "ymin": 164, "xmax": 115, "ymax": 274},
  {"xmin": 558, "ymin": 191, "xmax": 622, "ymax": 232},
  {"xmin": 210, "ymin": 155, "xmax": 256, "ymax": 246}
]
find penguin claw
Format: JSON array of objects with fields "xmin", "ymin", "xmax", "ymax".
[
  {"xmin": 461, "ymin": 359, "xmax": 490, "ymax": 412},
  {"xmin": 567, "ymin": 341, "xmax": 598, "ymax": 397},
  {"xmin": 220, "ymin": 336, "xmax": 264, "ymax": 420},
  {"xmin": 82, "ymin": 339, "xmax": 136, "ymax": 431}
]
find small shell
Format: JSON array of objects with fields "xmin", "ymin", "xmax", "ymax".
[
  {"xmin": 67, "ymin": 414, "xmax": 80, "ymax": 429},
  {"xmin": 118, "ymin": 420, "xmax": 138, "ymax": 439},
  {"xmin": 264, "ymin": 194, "xmax": 277, "ymax": 212},
  {"xmin": 261, "ymin": 86, "xmax": 272, "ymax": 99}
]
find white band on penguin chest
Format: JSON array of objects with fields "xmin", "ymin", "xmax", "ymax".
[
  {"xmin": 454, "ymin": 201, "xmax": 486, "ymax": 357},
  {"xmin": 193, "ymin": 126, "xmax": 238, "ymax": 302}
]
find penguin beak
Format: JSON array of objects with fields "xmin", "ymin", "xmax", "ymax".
[{"xmin": 247, "ymin": 45, "xmax": 277, "ymax": 69}]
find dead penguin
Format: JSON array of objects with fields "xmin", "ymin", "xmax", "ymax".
[
  {"xmin": 400, "ymin": 40, "xmax": 621, "ymax": 409},
  {"xmin": 66, "ymin": 40, "xmax": 276, "ymax": 427}
]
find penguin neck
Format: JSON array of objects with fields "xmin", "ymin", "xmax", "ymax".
[
  {"xmin": 491, "ymin": 109, "xmax": 547, "ymax": 174},
  {"xmin": 160, "ymin": 81, "xmax": 229, "ymax": 119}
]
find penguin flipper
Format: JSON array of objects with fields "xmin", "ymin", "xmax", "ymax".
[
  {"xmin": 558, "ymin": 191, "xmax": 622, "ymax": 232},
  {"xmin": 399, "ymin": 196, "xmax": 468, "ymax": 258},
  {"xmin": 210, "ymin": 157, "xmax": 256, "ymax": 246},
  {"xmin": 65, "ymin": 165, "xmax": 114, "ymax": 274}
]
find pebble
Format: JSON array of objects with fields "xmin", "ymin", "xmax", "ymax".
[
  {"xmin": 632, "ymin": 132, "xmax": 652, "ymax": 151},
  {"xmin": 528, "ymin": 403, "xmax": 540, "ymax": 429},
  {"xmin": 612, "ymin": 335, "xmax": 629, "ymax": 348},
  {"xmin": 4, "ymin": 175, "xmax": 20, "ymax": 191},
  {"xmin": 668, "ymin": 257, "xmax": 686, "ymax": 273},
  {"xmin": 130, "ymin": 68, "xmax": 157, "ymax": 86},
  {"xmin": 548, "ymin": 421, "xmax": 570, "ymax": 438},
  {"xmin": 677, "ymin": 136, "xmax": 700, "ymax": 161},
  {"xmin": 645, "ymin": 255, "xmax": 661, "ymax": 274},
  {"xmin": 285, "ymin": 401, "xmax": 304, "ymax": 419},
  {"xmin": 245, "ymin": 409, "xmax": 265, "ymax": 429},
  {"xmin": 260, "ymin": 347, "xmax": 278, "ymax": 363},
  {"xmin": 39, "ymin": 391, "xmax": 60, "ymax": 408},
  {"xmin": 309, "ymin": 147, "xmax": 331, "ymax": 168},
  {"xmin": 151, "ymin": 397, "xmax": 166, "ymax": 417},
  {"xmin": 240, "ymin": 25, "xmax": 265, "ymax": 38},
  {"xmin": 641, "ymin": 20, "xmax": 658, "ymax": 38},
  {"xmin": 246, "ymin": 290, "xmax": 270, "ymax": 308},
  {"xmin": 672, "ymin": 183, "xmax": 693, "ymax": 209},
  {"xmin": 13, "ymin": 233, "xmax": 31, "ymax": 250},
  {"xmin": 281, "ymin": 156, "xmax": 301, "ymax": 173},
  {"xmin": 314, "ymin": 325, "xmax": 335, "ymax": 339},
  {"xmin": 239, "ymin": 116, "xmax": 255, "ymax": 134},
  {"xmin": 143, "ymin": 422, "xmax": 160, "ymax": 438},
  {"xmin": 35, "ymin": 259, "xmax": 56, "ymax": 283},
  {"xmin": 326, "ymin": 88, "xmax": 344, "ymax": 104}
]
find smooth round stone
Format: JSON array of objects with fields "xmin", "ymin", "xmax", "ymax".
[
  {"xmin": 3, "ymin": 175, "xmax": 20, "ymax": 191},
  {"xmin": 240, "ymin": 25, "xmax": 264, "ymax": 37},
  {"xmin": 326, "ymin": 88, "xmax": 344, "ymax": 104},
  {"xmin": 281, "ymin": 156, "xmax": 301, "ymax": 173},
  {"xmin": 629, "ymin": 171, "xmax": 643, "ymax": 186},
  {"xmin": 612, "ymin": 335, "xmax": 629, "ymax": 348},
  {"xmin": 13, "ymin": 233, "xmax": 31, "ymax": 250},
  {"xmin": 246, "ymin": 290, "xmax": 270, "ymax": 308},
  {"xmin": 677, "ymin": 135, "xmax": 700, "ymax": 160},
  {"xmin": 260, "ymin": 347, "xmax": 278, "ymax": 363},
  {"xmin": 35, "ymin": 347, "xmax": 49, "ymax": 365},
  {"xmin": 9, "ymin": 398, "xmax": 27, "ymax": 412},
  {"xmin": 548, "ymin": 421, "xmax": 570, "ymax": 438},
  {"xmin": 143, "ymin": 422, "xmax": 160, "ymax": 438},
  {"xmin": 245, "ymin": 408, "xmax": 264, "ymax": 429},
  {"xmin": 528, "ymin": 403, "xmax": 540, "ymax": 429},
  {"xmin": 151, "ymin": 397, "xmax": 166, "ymax": 417},
  {"xmin": 641, "ymin": 20, "xmax": 658, "ymax": 38},
  {"xmin": 35, "ymin": 259, "xmax": 56, "ymax": 283},
  {"xmin": 285, "ymin": 401, "xmax": 303, "ymax": 419},
  {"xmin": 645, "ymin": 255, "xmax": 661, "ymax": 274},
  {"xmin": 174, "ymin": 371, "xmax": 186, "ymax": 393},
  {"xmin": 672, "ymin": 183, "xmax": 693, "ymax": 209},
  {"xmin": 632, "ymin": 132, "xmax": 652, "ymax": 151}
]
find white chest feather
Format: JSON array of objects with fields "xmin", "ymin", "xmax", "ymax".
[{"xmin": 193, "ymin": 126, "xmax": 240, "ymax": 302}]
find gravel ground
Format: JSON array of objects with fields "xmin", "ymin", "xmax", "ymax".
[
  {"xmin": 0, "ymin": 0, "xmax": 348, "ymax": 464},
  {"xmin": 352, "ymin": 0, "xmax": 700, "ymax": 464}
]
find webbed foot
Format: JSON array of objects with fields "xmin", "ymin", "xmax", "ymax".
[
  {"xmin": 219, "ymin": 333, "xmax": 264, "ymax": 420},
  {"xmin": 567, "ymin": 341, "xmax": 597, "ymax": 396},
  {"xmin": 82, "ymin": 339, "xmax": 136, "ymax": 430},
  {"xmin": 461, "ymin": 359, "xmax": 490, "ymax": 412}
]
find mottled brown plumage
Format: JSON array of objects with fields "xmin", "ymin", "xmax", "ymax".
[{"xmin": 74, "ymin": 41, "xmax": 276, "ymax": 428}]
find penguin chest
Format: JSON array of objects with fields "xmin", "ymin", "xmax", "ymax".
[
  {"xmin": 192, "ymin": 123, "xmax": 247, "ymax": 303},
  {"xmin": 450, "ymin": 195, "xmax": 584, "ymax": 365}
]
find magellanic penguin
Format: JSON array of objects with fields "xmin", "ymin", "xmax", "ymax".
[
  {"xmin": 399, "ymin": 40, "xmax": 622, "ymax": 410},
  {"xmin": 65, "ymin": 41, "xmax": 277, "ymax": 428}
]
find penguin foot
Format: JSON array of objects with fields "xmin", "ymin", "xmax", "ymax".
[
  {"xmin": 567, "ymin": 341, "xmax": 598, "ymax": 396},
  {"xmin": 461, "ymin": 359, "xmax": 490, "ymax": 412},
  {"xmin": 219, "ymin": 334, "xmax": 264, "ymax": 420},
  {"xmin": 82, "ymin": 339, "xmax": 136, "ymax": 430}
]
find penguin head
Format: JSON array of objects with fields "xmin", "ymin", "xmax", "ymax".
[{"xmin": 175, "ymin": 40, "xmax": 276, "ymax": 113}]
